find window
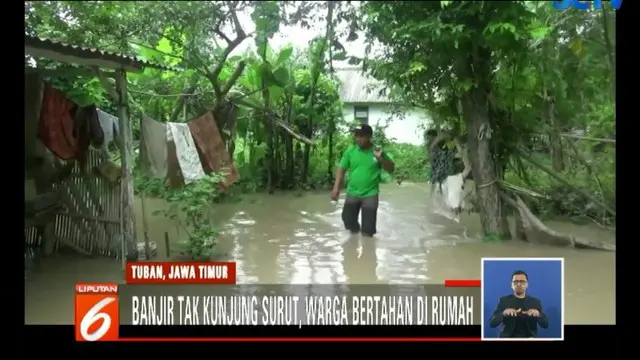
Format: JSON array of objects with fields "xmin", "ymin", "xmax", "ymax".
[{"xmin": 354, "ymin": 106, "xmax": 369, "ymax": 124}]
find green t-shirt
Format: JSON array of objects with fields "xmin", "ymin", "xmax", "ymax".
[{"xmin": 339, "ymin": 144, "xmax": 392, "ymax": 197}]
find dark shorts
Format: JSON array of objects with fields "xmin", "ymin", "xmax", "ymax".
[
  {"xmin": 430, "ymin": 147, "xmax": 455, "ymax": 185},
  {"xmin": 341, "ymin": 194, "xmax": 379, "ymax": 237}
]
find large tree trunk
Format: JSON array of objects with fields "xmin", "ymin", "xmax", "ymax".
[{"xmin": 461, "ymin": 87, "xmax": 510, "ymax": 239}]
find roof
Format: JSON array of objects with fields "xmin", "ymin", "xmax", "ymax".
[
  {"xmin": 334, "ymin": 67, "xmax": 391, "ymax": 104},
  {"xmin": 24, "ymin": 35, "xmax": 179, "ymax": 73}
]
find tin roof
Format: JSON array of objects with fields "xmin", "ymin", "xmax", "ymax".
[
  {"xmin": 25, "ymin": 35, "xmax": 180, "ymax": 73},
  {"xmin": 334, "ymin": 67, "xmax": 391, "ymax": 104}
]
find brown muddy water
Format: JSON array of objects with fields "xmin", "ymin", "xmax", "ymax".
[{"xmin": 24, "ymin": 183, "xmax": 615, "ymax": 325}]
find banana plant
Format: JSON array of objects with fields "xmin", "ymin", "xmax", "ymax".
[{"xmin": 229, "ymin": 47, "xmax": 311, "ymax": 140}]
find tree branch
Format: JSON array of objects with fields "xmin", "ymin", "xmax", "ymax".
[
  {"xmin": 169, "ymin": 74, "xmax": 201, "ymax": 122},
  {"xmin": 208, "ymin": 2, "xmax": 249, "ymax": 100},
  {"xmin": 158, "ymin": 33, "xmax": 216, "ymax": 81},
  {"xmin": 213, "ymin": 19, "xmax": 232, "ymax": 44},
  {"xmin": 220, "ymin": 61, "xmax": 247, "ymax": 97},
  {"xmin": 560, "ymin": 133, "xmax": 616, "ymax": 144},
  {"xmin": 91, "ymin": 67, "xmax": 119, "ymax": 103},
  {"xmin": 129, "ymin": 41, "xmax": 186, "ymax": 62},
  {"xmin": 515, "ymin": 149, "xmax": 616, "ymax": 217}
]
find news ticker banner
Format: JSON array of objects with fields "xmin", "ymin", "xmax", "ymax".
[
  {"xmin": 119, "ymin": 284, "xmax": 480, "ymax": 326},
  {"xmin": 75, "ymin": 262, "xmax": 481, "ymax": 341}
]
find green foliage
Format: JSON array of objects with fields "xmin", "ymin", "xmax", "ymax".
[
  {"xmin": 386, "ymin": 144, "xmax": 429, "ymax": 183},
  {"xmin": 356, "ymin": 1, "xmax": 616, "ymax": 225},
  {"xmin": 151, "ymin": 173, "xmax": 226, "ymax": 260},
  {"xmin": 25, "ymin": 0, "xmax": 616, "ymax": 236}
]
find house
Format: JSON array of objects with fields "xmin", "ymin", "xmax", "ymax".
[{"xmin": 334, "ymin": 67, "xmax": 431, "ymax": 146}]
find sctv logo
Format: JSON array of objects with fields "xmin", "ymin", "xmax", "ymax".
[{"xmin": 553, "ymin": 0, "xmax": 622, "ymax": 10}]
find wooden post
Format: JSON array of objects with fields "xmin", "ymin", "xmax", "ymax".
[
  {"xmin": 115, "ymin": 69, "xmax": 138, "ymax": 261},
  {"xmin": 120, "ymin": 180, "xmax": 126, "ymax": 270},
  {"xmin": 165, "ymin": 232, "xmax": 171, "ymax": 258},
  {"xmin": 139, "ymin": 125, "xmax": 152, "ymax": 260},
  {"xmin": 141, "ymin": 195, "xmax": 151, "ymax": 260}
]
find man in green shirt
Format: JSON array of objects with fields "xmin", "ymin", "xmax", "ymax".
[{"xmin": 331, "ymin": 124, "xmax": 395, "ymax": 237}]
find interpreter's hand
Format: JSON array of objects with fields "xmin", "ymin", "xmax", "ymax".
[
  {"xmin": 374, "ymin": 147, "xmax": 383, "ymax": 159},
  {"xmin": 523, "ymin": 309, "xmax": 540, "ymax": 317},
  {"xmin": 503, "ymin": 308, "xmax": 520, "ymax": 317},
  {"xmin": 330, "ymin": 188, "xmax": 340, "ymax": 202}
]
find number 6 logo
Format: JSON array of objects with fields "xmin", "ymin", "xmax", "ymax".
[
  {"xmin": 79, "ymin": 297, "xmax": 116, "ymax": 341},
  {"xmin": 75, "ymin": 284, "xmax": 119, "ymax": 342}
]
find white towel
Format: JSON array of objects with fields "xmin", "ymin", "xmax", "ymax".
[
  {"xmin": 96, "ymin": 109, "xmax": 120, "ymax": 148},
  {"xmin": 167, "ymin": 122, "xmax": 205, "ymax": 183}
]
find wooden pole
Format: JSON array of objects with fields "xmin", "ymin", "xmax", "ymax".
[
  {"xmin": 141, "ymin": 194, "xmax": 151, "ymax": 260},
  {"xmin": 165, "ymin": 232, "xmax": 171, "ymax": 258},
  {"xmin": 115, "ymin": 69, "xmax": 138, "ymax": 261},
  {"xmin": 120, "ymin": 180, "xmax": 126, "ymax": 270},
  {"xmin": 140, "ymin": 122, "xmax": 151, "ymax": 261}
]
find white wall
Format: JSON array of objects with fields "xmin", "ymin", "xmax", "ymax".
[{"xmin": 341, "ymin": 104, "xmax": 431, "ymax": 146}]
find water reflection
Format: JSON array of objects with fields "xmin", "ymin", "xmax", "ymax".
[
  {"xmin": 25, "ymin": 184, "xmax": 615, "ymax": 325},
  {"xmin": 342, "ymin": 237, "xmax": 379, "ymax": 284}
]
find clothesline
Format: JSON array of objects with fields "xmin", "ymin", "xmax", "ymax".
[
  {"xmin": 128, "ymin": 87, "xmax": 264, "ymax": 99},
  {"xmin": 128, "ymin": 89, "xmax": 213, "ymax": 97}
]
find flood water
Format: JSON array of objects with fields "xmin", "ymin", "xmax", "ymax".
[{"xmin": 25, "ymin": 183, "xmax": 615, "ymax": 325}]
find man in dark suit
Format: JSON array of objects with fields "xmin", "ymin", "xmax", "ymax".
[{"xmin": 489, "ymin": 270, "xmax": 549, "ymax": 338}]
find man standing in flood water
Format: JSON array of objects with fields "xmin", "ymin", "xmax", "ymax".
[
  {"xmin": 331, "ymin": 124, "xmax": 394, "ymax": 237},
  {"xmin": 489, "ymin": 270, "xmax": 549, "ymax": 338}
]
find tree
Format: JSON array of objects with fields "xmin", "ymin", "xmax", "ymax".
[
  {"xmin": 25, "ymin": 1, "xmax": 616, "ymax": 251},
  {"xmin": 355, "ymin": 1, "xmax": 615, "ymax": 241}
]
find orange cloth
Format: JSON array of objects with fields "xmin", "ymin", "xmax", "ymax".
[{"xmin": 188, "ymin": 111, "xmax": 239, "ymax": 188}]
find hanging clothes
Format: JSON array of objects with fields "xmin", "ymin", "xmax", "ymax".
[
  {"xmin": 139, "ymin": 116, "xmax": 168, "ymax": 179},
  {"xmin": 96, "ymin": 109, "xmax": 120, "ymax": 150},
  {"xmin": 74, "ymin": 104, "xmax": 104, "ymax": 166},
  {"xmin": 188, "ymin": 111, "xmax": 225, "ymax": 173},
  {"xmin": 188, "ymin": 111, "xmax": 239, "ymax": 188},
  {"xmin": 166, "ymin": 132, "xmax": 185, "ymax": 189},
  {"xmin": 37, "ymin": 84, "xmax": 80, "ymax": 161},
  {"xmin": 167, "ymin": 122, "xmax": 205, "ymax": 184}
]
